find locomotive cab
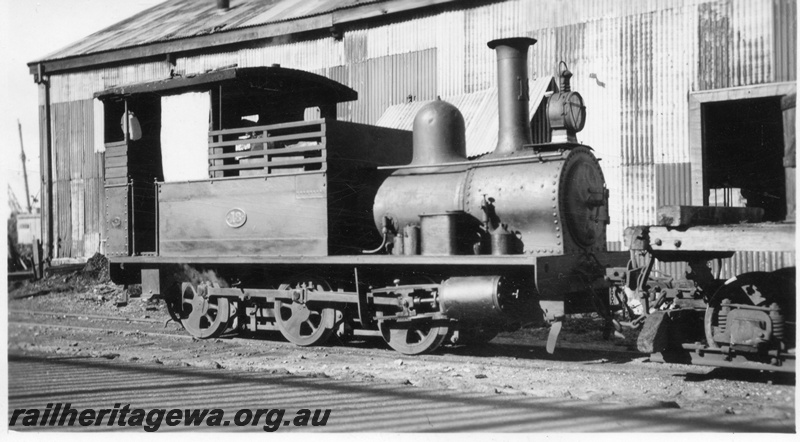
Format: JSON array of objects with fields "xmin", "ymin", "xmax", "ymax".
[{"xmin": 97, "ymin": 67, "xmax": 412, "ymax": 260}]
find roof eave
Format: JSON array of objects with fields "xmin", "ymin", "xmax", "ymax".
[
  {"xmin": 94, "ymin": 66, "xmax": 359, "ymax": 103},
  {"xmin": 28, "ymin": 0, "xmax": 468, "ymax": 80}
]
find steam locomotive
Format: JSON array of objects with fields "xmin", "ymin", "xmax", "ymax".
[{"xmin": 102, "ymin": 37, "xmax": 626, "ymax": 355}]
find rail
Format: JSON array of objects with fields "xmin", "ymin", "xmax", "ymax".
[{"xmin": 207, "ymin": 119, "xmax": 327, "ymax": 177}]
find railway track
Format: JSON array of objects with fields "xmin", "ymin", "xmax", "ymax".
[
  {"xmin": 9, "ymin": 309, "xmax": 166, "ymax": 324},
  {"xmin": 8, "ymin": 320, "xmax": 192, "ymax": 341},
  {"xmin": 8, "ymin": 308, "xmax": 645, "ymax": 364},
  {"xmin": 9, "ymin": 306, "xmax": 795, "ymax": 430}
]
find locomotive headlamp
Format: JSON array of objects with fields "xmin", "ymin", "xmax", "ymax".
[
  {"xmin": 549, "ymin": 91, "xmax": 586, "ymax": 131},
  {"xmin": 546, "ymin": 62, "xmax": 586, "ymax": 143}
]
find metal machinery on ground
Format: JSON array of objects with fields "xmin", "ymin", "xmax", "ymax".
[
  {"xmin": 607, "ymin": 94, "xmax": 796, "ymax": 373},
  {"xmin": 102, "ymin": 37, "xmax": 626, "ymax": 355}
]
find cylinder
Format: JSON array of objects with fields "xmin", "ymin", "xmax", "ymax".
[
  {"xmin": 487, "ymin": 37, "xmax": 536, "ymax": 156},
  {"xmin": 438, "ymin": 276, "xmax": 510, "ymax": 323},
  {"xmin": 403, "ymin": 224, "xmax": 419, "ymax": 255}
]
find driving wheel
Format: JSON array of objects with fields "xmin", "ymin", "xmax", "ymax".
[
  {"xmin": 180, "ymin": 282, "xmax": 230, "ymax": 339},
  {"xmin": 275, "ymin": 281, "xmax": 337, "ymax": 346}
]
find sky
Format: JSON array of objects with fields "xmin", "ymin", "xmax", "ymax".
[{"xmin": 1, "ymin": 0, "xmax": 165, "ymax": 215}]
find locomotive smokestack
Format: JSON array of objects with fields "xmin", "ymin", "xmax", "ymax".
[{"xmin": 488, "ymin": 37, "xmax": 536, "ymax": 156}]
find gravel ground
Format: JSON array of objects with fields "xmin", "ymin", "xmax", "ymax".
[{"xmin": 7, "ymin": 273, "xmax": 796, "ymax": 431}]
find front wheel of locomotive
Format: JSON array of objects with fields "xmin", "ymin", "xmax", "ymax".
[
  {"xmin": 179, "ymin": 282, "xmax": 231, "ymax": 339},
  {"xmin": 378, "ymin": 320, "xmax": 450, "ymax": 355},
  {"xmin": 374, "ymin": 275, "xmax": 450, "ymax": 355}
]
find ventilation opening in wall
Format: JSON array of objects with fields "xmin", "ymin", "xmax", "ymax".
[{"xmin": 702, "ymin": 96, "xmax": 785, "ymax": 221}]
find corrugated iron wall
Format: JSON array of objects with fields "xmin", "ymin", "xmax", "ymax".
[
  {"xmin": 50, "ymin": 99, "xmax": 103, "ymax": 258},
  {"xmin": 43, "ymin": 0, "xmax": 796, "ymax": 271},
  {"xmin": 46, "ymin": 62, "xmax": 170, "ymax": 259},
  {"xmin": 652, "ymin": 250, "xmax": 796, "ymax": 283},
  {"xmin": 375, "ymin": 77, "xmax": 557, "ymax": 157},
  {"xmin": 434, "ymin": 10, "xmax": 467, "ymax": 97},
  {"xmin": 462, "ymin": 1, "xmax": 533, "ymax": 93},
  {"xmin": 49, "ymin": 62, "xmax": 170, "ymax": 103},
  {"xmin": 349, "ymin": 49, "xmax": 438, "ymax": 124},
  {"xmin": 774, "ymin": 0, "xmax": 798, "ymax": 82},
  {"xmin": 715, "ymin": 250, "xmax": 796, "ymax": 275},
  {"xmin": 697, "ymin": 0, "xmax": 776, "ymax": 90}
]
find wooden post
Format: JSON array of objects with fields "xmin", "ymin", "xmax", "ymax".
[
  {"xmin": 38, "ymin": 75, "xmax": 54, "ymax": 261},
  {"xmin": 32, "ymin": 239, "xmax": 42, "ymax": 280}
]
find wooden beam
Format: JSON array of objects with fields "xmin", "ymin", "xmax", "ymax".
[
  {"xmin": 207, "ymin": 131, "xmax": 324, "ymax": 148},
  {"xmin": 657, "ymin": 205, "xmax": 764, "ymax": 227},
  {"xmin": 208, "ymin": 156, "xmax": 325, "ymax": 172},
  {"xmin": 208, "ymin": 144, "xmax": 324, "ymax": 160},
  {"xmin": 647, "ymin": 224, "xmax": 795, "ymax": 253},
  {"xmin": 208, "ymin": 119, "xmax": 324, "ymax": 136}
]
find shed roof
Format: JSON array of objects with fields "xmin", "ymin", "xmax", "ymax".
[
  {"xmin": 95, "ymin": 66, "xmax": 358, "ymax": 104},
  {"xmin": 29, "ymin": 0, "xmax": 461, "ymax": 77},
  {"xmin": 376, "ymin": 77, "xmax": 558, "ymax": 157}
]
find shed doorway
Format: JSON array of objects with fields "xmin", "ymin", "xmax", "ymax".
[
  {"xmin": 702, "ymin": 96, "xmax": 785, "ymax": 221},
  {"xmin": 688, "ymin": 82, "xmax": 796, "ymax": 221}
]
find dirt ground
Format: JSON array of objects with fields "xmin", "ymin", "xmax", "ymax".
[{"xmin": 7, "ymin": 264, "xmax": 796, "ymax": 430}]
